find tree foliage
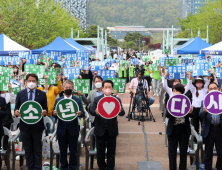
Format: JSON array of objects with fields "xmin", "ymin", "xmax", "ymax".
[
  {"xmin": 177, "ymin": 0, "xmax": 222, "ymax": 44},
  {"xmin": 0, "ymin": 0, "xmax": 86, "ymax": 49},
  {"xmin": 87, "ymin": 25, "xmax": 119, "ymax": 47},
  {"xmin": 126, "ymin": 41, "xmax": 134, "ymax": 48},
  {"xmin": 88, "ymin": 0, "xmax": 179, "ymax": 28}
]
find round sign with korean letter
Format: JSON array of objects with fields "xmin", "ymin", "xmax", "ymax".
[
  {"xmin": 204, "ymin": 91, "xmax": 222, "ymax": 115},
  {"xmin": 20, "ymin": 101, "xmax": 43, "ymax": 124},
  {"xmin": 167, "ymin": 94, "xmax": 191, "ymax": 118},
  {"xmin": 97, "ymin": 96, "xmax": 121, "ymax": 119},
  {"xmin": 55, "ymin": 98, "xmax": 79, "ymax": 121}
]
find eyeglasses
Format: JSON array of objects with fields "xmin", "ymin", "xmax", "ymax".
[{"xmin": 27, "ymin": 80, "xmax": 37, "ymax": 83}]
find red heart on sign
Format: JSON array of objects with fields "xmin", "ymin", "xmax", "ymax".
[{"xmin": 97, "ymin": 96, "xmax": 121, "ymax": 119}]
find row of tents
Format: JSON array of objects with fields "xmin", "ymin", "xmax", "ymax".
[
  {"xmin": 173, "ymin": 36, "xmax": 222, "ymax": 56},
  {"xmin": 1, "ymin": 33, "xmax": 222, "ymax": 56},
  {"xmin": 0, "ymin": 34, "xmax": 95, "ymax": 56}
]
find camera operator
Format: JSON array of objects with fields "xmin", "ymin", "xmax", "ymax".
[{"xmin": 129, "ymin": 71, "xmax": 155, "ymax": 111}]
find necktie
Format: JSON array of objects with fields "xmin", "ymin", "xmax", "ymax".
[{"xmin": 29, "ymin": 91, "xmax": 33, "ymax": 101}]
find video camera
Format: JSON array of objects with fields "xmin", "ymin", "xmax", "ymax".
[{"xmin": 134, "ymin": 65, "xmax": 145, "ymax": 76}]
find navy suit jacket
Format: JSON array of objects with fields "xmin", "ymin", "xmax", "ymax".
[
  {"xmin": 14, "ymin": 89, "xmax": 47, "ymax": 132},
  {"xmin": 90, "ymin": 94, "xmax": 125, "ymax": 137},
  {"xmin": 53, "ymin": 96, "xmax": 85, "ymax": 136},
  {"xmin": 199, "ymin": 101, "xmax": 222, "ymax": 138},
  {"xmin": 166, "ymin": 110, "xmax": 193, "ymax": 136},
  {"xmin": 0, "ymin": 96, "xmax": 7, "ymax": 137}
]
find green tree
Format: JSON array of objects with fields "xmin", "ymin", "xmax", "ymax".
[
  {"xmin": 124, "ymin": 32, "xmax": 144, "ymax": 47},
  {"xmin": 177, "ymin": 0, "xmax": 222, "ymax": 44},
  {"xmin": 126, "ymin": 41, "xmax": 134, "ymax": 48},
  {"xmin": 0, "ymin": 0, "xmax": 86, "ymax": 49}
]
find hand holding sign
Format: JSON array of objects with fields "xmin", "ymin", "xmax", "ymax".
[
  {"xmin": 97, "ymin": 96, "xmax": 121, "ymax": 119},
  {"xmin": 167, "ymin": 94, "xmax": 191, "ymax": 118}
]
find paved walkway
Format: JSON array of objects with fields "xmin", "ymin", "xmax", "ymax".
[{"xmin": 14, "ymin": 84, "xmax": 218, "ymax": 170}]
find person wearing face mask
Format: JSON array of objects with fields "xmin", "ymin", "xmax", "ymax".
[
  {"xmin": 78, "ymin": 76, "xmax": 105, "ymax": 150},
  {"xmin": 11, "ymin": 59, "xmax": 24, "ymax": 81},
  {"xmin": 166, "ymin": 84, "xmax": 193, "ymax": 170},
  {"xmin": 90, "ymin": 80, "xmax": 125, "ymax": 170},
  {"xmin": 14, "ymin": 73, "xmax": 48, "ymax": 170},
  {"xmin": 38, "ymin": 74, "xmax": 63, "ymax": 133},
  {"xmin": 53, "ymin": 80, "xmax": 85, "ymax": 170},
  {"xmin": 199, "ymin": 82, "xmax": 222, "ymax": 170},
  {"xmin": 187, "ymin": 70, "xmax": 211, "ymax": 143}
]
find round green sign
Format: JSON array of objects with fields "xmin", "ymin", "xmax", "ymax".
[
  {"xmin": 19, "ymin": 101, "xmax": 43, "ymax": 124},
  {"xmin": 55, "ymin": 98, "xmax": 79, "ymax": 121}
]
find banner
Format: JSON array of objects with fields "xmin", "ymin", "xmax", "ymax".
[
  {"xmin": 164, "ymin": 59, "xmax": 179, "ymax": 66},
  {"xmin": 24, "ymin": 65, "xmax": 45, "ymax": 79},
  {"xmin": 11, "ymin": 86, "xmax": 21, "ymax": 95},
  {"xmin": 0, "ymin": 76, "xmax": 10, "ymax": 91},
  {"xmin": 0, "ymin": 66, "xmax": 13, "ymax": 77},
  {"xmin": 215, "ymin": 67, "xmax": 222, "ymax": 78},
  {"xmin": 45, "ymin": 71, "xmax": 57, "ymax": 85},
  {"xmin": 63, "ymin": 68, "xmax": 80, "ymax": 79},
  {"xmin": 168, "ymin": 66, "xmax": 187, "ymax": 79},
  {"xmin": 107, "ymin": 78, "xmax": 127, "ymax": 93},
  {"xmin": 97, "ymin": 70, "xmax": 115, "ymax": 80},
  {"xmin": 149, "ymin": 64, "xmax": 158, "ymax": 71},
  {"xmin": 130, "ymin": 58, "xmax": 139, "ymax": 65},
  {"xmin": 72, "ymin": 79, "xmax": 90, "ymax": 94},
  {"xmin": 142, "ymin": 56, "xmax": 151, "ymax": 62},
  {"xmin": 192, "ymin": 63, "xmax": 209, "ymax": 77},
  {"xmin": 181, "ymin": 59, "xmax": 193, "ymax": 65},
  {"xmin": 119, "ymin": 60, "xmax": 129, "ymax": 67}
]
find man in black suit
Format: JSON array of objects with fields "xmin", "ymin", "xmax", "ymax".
[
  {"xmin": 0, "ymin": 96, "xmax": 7, "ymax": 168},
  {"xmin": 14, "ymin": 73, "xmax": 47, "ymax": 170},
  {"xmin": 90, "ymin": 79, "xmax": 125, "ymax": 170},
  {"xmin": 53, "ymin": 80, "xmax": 85, "ymax": 170},
  {"xmin": 199, "ymin": 82, "xmax": 222, "ymax": 170}
]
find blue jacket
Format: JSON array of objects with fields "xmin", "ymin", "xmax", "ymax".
[
  {"xmin": 199, "ymin": 101, "xmax": 222, "ymax": 138},
  {"xmin": 14, "ymin": 89, "xmax": 47, "ymax": 132},
  {"xmin": 53, "ymin": 96, "xmax": 85, "ymax": 136}
]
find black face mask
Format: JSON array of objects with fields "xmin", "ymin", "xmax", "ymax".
[{"xmin": 64, "ymin": 89, "xmax": 72, "ymax": 95}]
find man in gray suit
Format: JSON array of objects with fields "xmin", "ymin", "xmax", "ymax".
[{"xmin": 78, "ymin": 75, "xmax": 104, "ymax": 149}]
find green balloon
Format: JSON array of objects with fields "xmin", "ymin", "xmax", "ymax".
[
  {"xmin": 55, "ymin": 99, "xmax": 79, "ymax": 121},
  {"xmin": 20, "ymin": 101, "xmax": 43, "ymax": 124}
]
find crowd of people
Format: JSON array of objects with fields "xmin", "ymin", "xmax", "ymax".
[{"xmin": 0, "ymin": 50, "xmax": 221, "ymax": 170}]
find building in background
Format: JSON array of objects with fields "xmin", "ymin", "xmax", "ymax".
[
  {"xmin": 107, "ymin": 26, "xmax": 181, "ymax": 42},
  {"xmin": 60, "ymin": 0, "xmax": 88, "ymax": 30},
  {"xmin": 179, "ymin": 0, "xmax": 208, "ymax": 18}
]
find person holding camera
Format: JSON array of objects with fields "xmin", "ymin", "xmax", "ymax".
[{"xmin": 129, "ymin": 71, "xmax": 155, "ymax": 111}]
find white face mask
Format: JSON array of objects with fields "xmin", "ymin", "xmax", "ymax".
[
  {"xmin": 95, "ymin": 82, "xmax": 102, "ymax": 89},
  {"xmin": 27, "ymin": 82, "xmax": 37, "ymax": 90},
  {"xmin": 0, "ymin": 93, "xmax": 6, "ymax": 98}
]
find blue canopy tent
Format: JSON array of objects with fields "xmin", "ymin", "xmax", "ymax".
[
  {"xmin": 177, "ymin": 37, "xmax": 211, "ymax": 54},
  {"xmin": 173, "ymin": 38, "xmax": 194, "ymax": 55},
  {"xmin": 0, "ymin": 34, "xmax": 30, "ymax": 56},
  {"xmin": 65, "ymin": 38, "xmax": 91, "ymax": 53},
  {"xmin": 32, "ymin": 36, "xmax": 77, "ymax": 54}
]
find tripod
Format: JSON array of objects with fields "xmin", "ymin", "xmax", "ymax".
[{"xmin": 128, "ymin": 91, "xmax": 155, "ymax": 125}]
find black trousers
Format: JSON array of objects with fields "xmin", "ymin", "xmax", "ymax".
[
  {"xmin": 204, "ymin": 126, "xmax": 222, "ymax": 170},
  {"xmin": 96, "ymin": 129, "xmax": 117, "ymax": 170},
  {"xmin": 57, "ymin": 129, "xmax": 78, "ymax": 170},
  {"xmin": 21, "ymin": 129, "xmax": 43, "ymax": 170},
  {"xmin": 192, "ymin": 107, "xmax": 202, "ymax": 142},
  {"xmin": 91, "ymin": 122, "xmax": 96, "ymax": 150},
  {"xmin": 168, "ymin": 125, "xmax": 189, "ymax": 170}
]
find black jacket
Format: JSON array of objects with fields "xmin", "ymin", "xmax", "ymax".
[
  {"xmin": 90, "ymin": 94, "xmax": 125, "ymax": 137},
  {"xmin": 166, "ymin": 110, "xmax": 193, "ymax": 136},
  {"xmin": 2, "ymin": 103, "xmax": 13, "ymax": 126},
  {"xmin": 0, "ymin": 97, "xmax": 7, "ymax": 136}
]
